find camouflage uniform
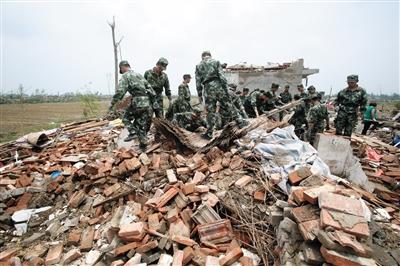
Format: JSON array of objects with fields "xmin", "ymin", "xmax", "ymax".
[
  {"xmin": 243, "ymin": 91, "xmax": 261, "ymax": 118},
  {"xmin": 280, "ymin": 90, "xmax": 292, "ymax": 104},
  {"xmin": 334, "ymin": 75, "xmax": 367, "ymax": 136},
  {"xmin": 110, "ymin": 69, "xmax": 156, "ymax": 149},
  {"xmin": 307, "ymin": 102, "xmax": 329, "ymax": 144},
  {"xmin": 144, "ymin": 58, "xmax": 171, "ymax": 118},
  {"xmin": 289, "ymin": 97, "xmax": 309, "ymax": 138},
  {"xmin": 195, "ymin": 52, "xmax": 246, "ymax": 138},
  {"xmin": 173, "ymin": 110, "xmax": 207, "ymax": 132},
  {"xmin": 177, "ymin": 82, "xmax": 192, "ymax": 111}
]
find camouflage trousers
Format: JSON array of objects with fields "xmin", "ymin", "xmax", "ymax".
[
  {"xmin": 335, "ymin": 110, "xmax": 357, "ymax": 137},
  {"xmin": 307, "ymin": 123, "xmax": 324, "ymax": 145},
  {"xmin": 123, "ymin": 104, "xmax": 152, "ymax": 147},
  {"xmin": 204, "ymin": 81, "xmax": 243, "ymax": 135},
  {"xmin": 153, "ymin": 93, "xmax": 165, "ymax": 118}
]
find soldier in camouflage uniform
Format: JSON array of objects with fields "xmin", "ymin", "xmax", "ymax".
[
  {"xmin": 307, "ymin": 85, "xmax": 318, "ymax": 99},
  {"xmin": 228, "ymin": 84, "xmax": 248, "ymax": 119},
  {"xmin": 243, "ymin": 89, "xmax": 262, "ymax": 118},
  {"xmin": 109, "ymin": 60, "xmax": 156, "ymax": 150},
  {"xmin": 177, "ymin": 74, "xmax": 192, "ymax": 111},
  {"xmin": 307, "ymin": 94, "xmax": 330, "ymax": 145},
  {"xmin": 240, "ymin": 88, "xmax": 250, "ymax": 105},
  {"xmin": 195, "ymin": 51, "xmax": 248, "ymax": 139},
  {"xmin": 280, "ymin": 85, "xmax": 293, "ymax": 104},
  {"xmin": 334, "ymin": 75, "xmax": 368, "ymax": 136},
  {"xmin": 144, "ymin": 58, "xmax": 171, "ymax": 140},
  {"xmin": 173, "ymin": 107, "xmax": 207, "ymax": 132},
  {"xmin": 166, "ymin": 74, "xmax": 193, "ymax": 120},
  {"xmin": 270, "ymin": 83, "xmax": 283, "ymax": 106},
  {"xmin": 297, "ymin": 84, "xmax": 307, "ymax": 99},
  {"xmin": 289, "ymin": 94, "xmax": 310, "ymax": 139}
]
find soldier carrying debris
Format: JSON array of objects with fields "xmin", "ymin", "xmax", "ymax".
[
  {"xmin": 334, "ymin": 74, "xmax": 368, "ymax": 136},
  {"xmin": 195, "ymin": 51, "xmax": 248, "ymax": 139},
  {"xmin": 172, "ymin": 107, "xmax": 207, "ymax": 132},
  {"xmin": 109, "ymin": 60, "xmax": 156, "ymax": 150},
  {"xmin": 280, "ymin": 85, "xmax": 293, "ymax": 104},
  {"xmin": 307, "ymin": 94, "xmax": 329, "ymax": 145},
  {"xmin": 144, "ymin": 57, "xmax": 171, "ymax": 141}
]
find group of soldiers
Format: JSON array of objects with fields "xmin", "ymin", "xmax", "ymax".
[{"xmin": 109, "ymin": 51, "xmax": 368, "ymax": 150}]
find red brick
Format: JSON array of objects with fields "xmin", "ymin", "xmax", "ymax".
[
  {"xmin": 298, "ymin": 219, "xmax": 320, "ymax": 241},
  {"xmin": 195, "ymin": 185, "xmax": 209, "ymax": 193},
  {"xmin": 113, "ymin": 242, "xmax": 140, "ymax": 256},
  {"xmin": 320, "ymin": 247, "xmax": 376, "ymax": 266},
  {"xmin": 320, "ymin": 209, "xmax": 369, "ymax": 239},
  {"xmin": 0, "ymin": 248, "xmax": 19, "ymax": 262},
  {"xmin": 152, "ymin": 153, "xmax": 161, "ymax": 169},
  {"xmin": 182, "ymin": 183, "xmax": 195, "ymax": 195},
  {"xmin": 118, "ymin": 222, "xmax": 145, "ymax": 238},
  {"xmin": 234, "ymin": 175, "xmax": 252, "ymax": 188},
  {"xmin": 303, "ymin": 184, "xmax": 336, "ymax": 204},
  {"xmin": 62, "ymin": 248, "xmax": 81, "ymax": 264},
  {"xmin": 68, "ymin": 190, "xmax": 86, "ymax": 208},
  {"xmin": 239, "ymin": 256, "xmax": 254, "ymax": 266},
  {"xmin": 288, "ymin": 170, "xmax": 307, "ymax": 185},
  {"xmin": 172, "ymin": 250, "xmax": 184, "ymax": 266},
  {"xmin": 45, "ymin": 243, "xmax": 63, "ymax": 265},
  {"xmin": 191, "ymin": 171, "xmax": 205, "ymax": 184},
  {"xmin": 319, "ymin": 192, "xmax": 364, "ymax": 217},
  {"xmin": 205, "ymin": 255, "xmax": 219, "ymax": 266},
  {"xmin": 291, "ymin": 187, "xmax": 307, "ymax": 204},
  {"xmin": 104, "ymin": 183, "xmax": 121, "ymax": 197},
  {"xmin": 135, "ymin": 240, "xmax": 158, "ymax": 253},
  {"xmin": 16, "ymin": 193, "xmax": 32, "ymax": 208},
  {"xmin": 209, "ymin": 158, "xmax": 223, "ymax": 173},
  {"xmin": 80, "ymin": 226, "xmax": 94, "ymax": 251},
  {"xmin": 219, "ymin": 247, "xmax": 243, "ymax": 266},
  {"xmin": 156, "ymin": 187, "xmax": 179, "ymax": 208},
  {"xmin": 253, "ymin": 190, "xmax": 266, "ymax": 202},
  {"xmin": 291, "ymin": 205, "xmax": 319, "ymax": 223},
  {"xmin": 67, "ymin": 230, "xmax": 81, "ymax": 245},
  {"xmin": 148, "ymin": 213, "xmax": 160, "ymax": 231},
  {"xmin": 177, "ymin": 167, "xmax": 191, "ymax": 175},
  {"xmin": 182, "ymin": 246, "xmax": 194, "ymax": 265},
  {"xmin": 172, "ymin": 235, "xmax": 197, "ymax": 246},
  {"xmin": 17, "ymin": 175, "xmax": 32, "ymax": 187},
  {"xmin": 198, "ymin": 219, "xmax": 234, "ymax": 244}
]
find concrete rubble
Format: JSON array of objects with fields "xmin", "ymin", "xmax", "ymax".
[{"xmin": 0, "ymin": 115, "xmax": 399, "ymax": 266}]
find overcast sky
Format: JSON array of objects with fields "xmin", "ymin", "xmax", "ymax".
[{"xmin": 1, "ymin": 0, "xmax": 399, "ymax": 96}]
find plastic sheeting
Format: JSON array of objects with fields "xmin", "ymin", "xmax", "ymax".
[{"xmin": 235, "ymin": 125, "xmax": 335, "ymax": 194}]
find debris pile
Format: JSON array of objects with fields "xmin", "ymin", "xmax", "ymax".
[{"xmin": 0, "ymin": 114, "xmax": 399, "ymax": 266}]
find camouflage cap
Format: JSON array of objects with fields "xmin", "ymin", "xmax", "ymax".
[
  {"xmin": 119, "ymin": 60, "xmax": 130, "ymax": 67},
  {"xmin": 297, "ymin": 84, "xmax": 304, "ymax": 88},
  {"xmin": 201, "ymin": 50, "xmax": 211, "ymax": 57},
  {"xmin": 193, "ymin": 107, "xmax": 202, "ymax": 114},
  {"xmin": 271, "ymin": 83, "xmax": 279, "ymax": 89},
  {"xmin": 347, "ymin": 74, "xmax": 359, "ymax": 82},
  {"xmin": 284, "ymin": 85, "xmax": 290, "ymax": 89},
  {"xmin": 311, "ymin": 94, "xmax": 319, "ymax": 100},
  {"xmin": 157, "ymin": 57, "xmax": 169, "ymax": 67},
  {"xmin": 307, "ymin": 85, "xmax": 316, "ymax": 92}
]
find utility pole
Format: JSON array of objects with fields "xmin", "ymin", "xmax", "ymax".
[{"xmin": 108, "ymin": 16, "xmax": 124, "ymax": 93}]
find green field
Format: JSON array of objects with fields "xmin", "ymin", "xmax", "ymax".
[{"xmin": 0, "ymin": 101, "xmax": 109, "ymax": 143}]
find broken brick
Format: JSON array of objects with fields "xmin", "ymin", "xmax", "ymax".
[
  {"xmin": 234, "ymin": 175, "xmax": 252, "ymax": 188},
  {"xmin": 182, "ymin": 246, "xmax": 195, "ymax": 265},
  {"xmin": 291, "ymin": 204, "xmax": 319, "ymax": 223},
  {"xmin": 67, "ymin": 230, "xmax": 81, "ymax": 245},
  {"xmin": 156, "ymin": 187, "xmax": 179, "ymax": 208},
  {"xmin": 195, "ymin": 185, "xmax": 209, "ymax": 193},
  {"xmin": 298, "ymin": 219, "xmax": 320, "ymax": 241},
  {"xmin": 80, "ymin": 226, "xmax": 94, "ymax": 251},
  {"xmin": 219, "ymin": 247, "xmax": 243, "ymax": 266},
  {"xmin": 135, "ymin": 240, "xmax": 158, "ymax": 253},
  {"xmin": 303, "ymin": 184, "xmax": 336, "ymax": 204},
  {"xmin": 172, "ymin": 235, "xmax": 197, "ymax": 246},
  {"xmin": 45, "ymin": 243, "xmax": 63, "ymax": 265},
  {"xmin": 191, "ymin": 171, "xmax": 205, "ymax": 184},
  {"xmin": 320, "ymin": 247, "xmax": 376, "ymax": 266},
  {"xmin": 0, "ymin": 248, "xmax": 19, "ymax": 262},
  {"xmin": 182, "ymin": 183, "xmax": 195, "ymax": 195},
  {"xmin": 118, "ymin": 222, "xmax": 145, "ymax": 238},
  {"xmin": 113, "ymin": 242, "xmax": 140, "ymax": 256},
  {"xmin": 62, "ymin": 248, "xmax": 81, "ymax": 264},
  {"xmin": 319, "ymin": 192, "xmax": 364, "ymax": 217},
  {"xmin": 166, "ymin": 169, "xmax": 178, "ymax": 184}
]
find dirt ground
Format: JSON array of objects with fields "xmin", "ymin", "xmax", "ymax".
[{"xmin": 0, "ymin": 101, "xmax": 109, "ymax": 143}]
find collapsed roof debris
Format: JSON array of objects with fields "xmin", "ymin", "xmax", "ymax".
[{"xmin": 0, "ymin": 103, "xmax": 399, "ymax": 265}]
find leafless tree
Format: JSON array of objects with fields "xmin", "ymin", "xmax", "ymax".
[{"xmin": 107, "ymin": 16, "xmax": 124, "ymax": 93}]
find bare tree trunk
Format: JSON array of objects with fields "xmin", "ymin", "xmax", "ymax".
[{"xmin": 108, "ymin": 16, "xmax": 123, "ymax": 93}]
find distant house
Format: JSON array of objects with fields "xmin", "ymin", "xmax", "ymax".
[{"xmin": 224, "ymin": 59, "xmax": 319, "ymax": 94}]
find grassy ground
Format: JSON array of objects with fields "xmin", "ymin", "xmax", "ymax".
[{"xmin": 0, "ymin": 101, "xmax": 109, "ymax": 143}]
